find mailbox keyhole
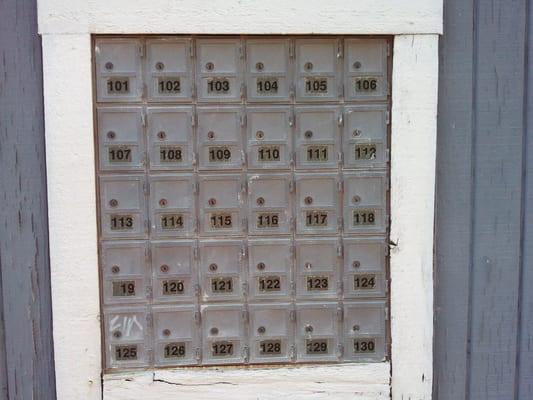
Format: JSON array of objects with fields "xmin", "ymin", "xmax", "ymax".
[
  {"xmin": 210, "ymin": 327, "xmax": 219, "ymax": 335},
  {"xmin": 257, "ymin": 326, "xmax": 266, "ymax": 334},
  {"xmin": 109, "ymin": 199, "xmax": 118, "ymax": 208},
  {"xmin": 160, "ymin": 264, "xmax": 169, "ymax": 273},
  {"xmin": 111, "ymin": 265, "xmax": 120, "ymax": 274},
  {"xmin": 305, "ymin": 324, "xmax": 313, "ymax": 333},
  {"xmin": 304, "ymin": 196, "xmax": 313, "ymax": 205},
  {"xmin": 209, "ymin": 263, "xmax": 218, "ymax": 272},
  {"xmin": 257, "ymin": 262, "xmax": 266, "ymax": 271}
]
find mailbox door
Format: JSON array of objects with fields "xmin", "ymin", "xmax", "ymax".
[
  {"xmin": 100, "ymin": 175, "xmax": 146, "ymax": 239},
  {"xmin": 197, "ymin": 39, "xmax": 243, "ymax": 102},
  {"xmin": 249, "ymin": 304, "xmax": 292, "ymax": 363},
  {"xmin": 246, "ymin": 39, "xmax": 291, "ymax": 102},
  {"xmin": 296, "ymin": 303, "xmax": 339, "ymax": 362},
  {"xmin": 248, "ymin": 238, "xmax": 292, "ymax": 301},
  {"xmin": 343, "ymin": 237, "xmax": 387, "ymax": 298},
  {"xmin": 95, "ymin": 38, "xmax": 143, "ymax": 102},
  {"xmin": 145, "ymin": 38, "xmax": 192, "ymax": 102},
  {"xmin": 202, "ymin": 304, "xmax": 246, "ymax": 364},
  {"xmin": 247, "ymin": 107, "xmax": 292, "ymax": 170},
  {"xmin": 295, "ymin": 173, "xmax": 339, "ymax": 234},
  {"xmin": 197, "ymin": 107, "xmax": 243, "ymax": 170},
  {"xmin": 199, "ymin": 240, "xmax": 244, "ymax": 302},
  {"xmin": 198, "ymin": 174, "xmax": 244, "ymax": 236},
  {"xmin": 295, "ymin": 238, "xmax": 340, "ymax": 299},
  {"xmin": 97, "ymin": 107, "xmax": 145, "ymax": 172},
  {"xmin": 101, "ymin": 241, "xmax": 148, "ymax": 305},
  {"xmin": 152, "ymin": 306, "xmax": 199, "ymax": 366},
  {"xmin": 151, "ymin": 240, "xmax": 196, "ymax": 303},
  {"xmin": 343, "ymin": 301, "xmax": 387, "ymax": 361},
  {"xmin": 147, "ymin": 107, "xmax": 194, "ymax": 171},
  {"xmin": 343, "ymin": 172, "xmax": 387, "ymax": 234},
  {"xmin": 104, "ymin": 307, "xmax": 149, "ymax": 369}
]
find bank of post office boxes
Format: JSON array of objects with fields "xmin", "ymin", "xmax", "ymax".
[
  {"xmin": 343, "ymin": 238, "xmax": 387, "ymax": 298},
  {"xmin": 104, "ymin": 307, "xmax": 149, "ymax": 369},
  {"xmin": 152, "ymin": 306, "xmax": 200, "ymax": 366},
  {"xmin": 246, "ymin": 39, "xmax": 291, "ymax": 102},
  {"xmin": 101, "ymin": 241, "xmax": 148, "ymax": 305},
  {"xmin": 197, "ymin": 39, "xmax": 243, "ymax": 102},
  {"xmin": 247, "ymin": 174, "xmax": 292, "ymax": 235},
  {"xmin": 295, "ymin": 107, "xmax": 340, "ymax": 169},
  {"xmin": 249, "ymin": 304, "xmax": 293, "ymax": 363},
  {"xmin": 296, "ymin": 303, "xmax": 339, "ymax": 362},
  {"xmin": 97, "ymin": 107, "xmax": 145, "ymax": 172},
  {"xmin": 145, "ymin": 38, "xmax": 193, "ymax": 102},
  {"xmin": 149, "ymin": 175, "xmax": 196, "ymax": 238},
  {"xmin": 295, "ymin": 238, "xmax": 340, "ymax": 299},
  {"xmin": 343, "ymin": 172, "xmax": 387, "ymax": 234},
  {"xmin": 295, "ymin": 39, "xmax": 340, "ymax": 102},
  {"xmin": 199, "ymin": 240, "xmax": 245, "ymax": 301},
  {"xmin": 100, "ymin": 175, "xmax": 147, "ymax": 239},
  {"xmin": 343, "ymin": 301, "xmax": 387, "ymax": 361},
  {"xmin": 95, "ymin": 39, "xmax": 143, "ymax": 102},
  {"xmin": 295, "ymin": 173, "xmax": 339, "ymax": 234},
  {"xmin": 343, "ymin": 105, "xmax": 388, "ymax": 168},
  {"xmin": 246, "ymin": 107, "xmax": 292, "ymax": 170},
  {"xmin": 197, "ymin": 107, "xmax": 244, "ymax": 170},
  {"xmin": 202, "ymin": 304, "xmax": 247, "ymax": 364},
  {"xmin": 151, "ymin": 241, "xmax": 197, "ymax": 303},
  {"xmin": 147, "ymin": 107, "xmax": 194, "ymax": 170},
  {"xmin": 344, "ymin": 38, "xmax": 388, "ymax": 101},
  {"xmin": 248, "ymin": 239, "xmax": 292, "ymax": 300},
  {"xmin": 198, "ymin": 174, "xmax": 244, "ymax": 236}
]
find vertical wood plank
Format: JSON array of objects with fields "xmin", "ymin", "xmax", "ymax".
[
  {"xmin": 0, "ymin": 0, "xmax": 56, "ymax": 399},
  {"xmin": 468, "ymin": 0, "xmax": 527, "ymax": 398},
  {"xmin": 433, "ymin": 0, "xmax": 475, "ymax": 398}
]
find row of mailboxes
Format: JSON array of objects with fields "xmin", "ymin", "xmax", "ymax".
[
  {"xmin": 104, "ymin": 301, "xmax": 387, "ymax": 368},
  {"xmin": 100, "ymin": 237, "xmax": 387, "ymax": 304},
  {"xmin": 97, "ymin": 105, "xmax": 389, "ymax": 171},
  {"xmin": 95, "ymin": 38, "xmax": 389, "ymax": 103},
  {"xmin": 98, "ymin": 173, "xmax": 388, "ymax": 238}
]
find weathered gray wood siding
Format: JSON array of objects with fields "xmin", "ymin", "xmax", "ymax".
[
  {"xmin": 0, "ymin": 0, "xmax": 56, "ymax": 399},
  {"xmin": 434, "ymin": 0, "xmax": 532, "ymax": 399}
]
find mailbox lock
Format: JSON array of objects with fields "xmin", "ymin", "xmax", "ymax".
[
  {"xmin": 257, "ymin": 262, "xmax": 266, "ymax": 271},
  {"xmin": 207, "ymin": 131, "xmax": 215, "ymax": 140},
  {"xmin": 256, "ymin": 130, "xmax": 264, "ymax": 140},
  {"xmin": 304, "ymin": 130, "xmax": 313, "ymax": 139},
  {"xmin": 210, "ymin": 327, "xmax": 219, "ymax": 335},
  {"xmin": 107, "ymin": 131, "xmax": 116, "ymax": 139},
  {"xmin": 257, "ymin": 326, "xmax": 266, "ymax": 334},
  {"xmin": 353, "ymin": 129, "xmax": 362, "ymax": 137},
  {"xmin": 157, "ymin": 131, "xmax": 166, "ymax": 140},
  {"xmin": 160, "ymin": 264, "xmax": 169, "ymax": 273},
  {"xmin": 155, "ymin": 61, "xmax": 165, "ymax": 71},
  {"xmin": 305, "ymin": 324, "xmax": 313, "ymax": 333},
  {"xmin": 256, "ymin": 197, "xmax": 265, "ymax": 206},
  {"xmin": 205, "ymin": 62, "xmax": 214, "ymax": 71},
  {"xmin": 352, "ymin": 325, "xmax": 360, "ymax": 332},
  {"xmin": 105, "ymin": 61, "xmax": 114, "ymax": 70},
  {"xmin": 111, "ymin": 265, "xmax": 120, "ymax": 274},
  {"xmin": 209, "ymin": 263, "xmax": 218, "ymax": 272},
  {"xmin": 255, "ymin": 62, "xmax": 264, "ymax": 71},
  {"xmin": 113, "ymin": 330, "xmax": 122, "ymax": 338},
  {"xmin": 305, "ymin": 262, "xmax": 312, "ymax": 269},
  {"xmin": 208, "ymin": 198, "xmax": 217, "ymax": 207},
  {"xmin": 352, "ymin": 195, "xmax": 361, "ymax": 204},
  {"xmin": 304, "ymin": 196, "xmax": 313, "ymax": 205},
  {"xmin": 353, "ymin": 61, "xmax": 362, "ymax": 69},
  {"xmin": 304, "ymin": 61, "xmax": 313, "ymax": 71},
  {"xmin": 352, "ymin": 260, "xmax": 361, "ymax": 269},
  {"xmin": 163, "ymin": 329, "xmax": 171, "ymax": 337},
  {"xmin": 159, "ymin": 198, "xmax": 168, "ymax": 207},
  {"xmin": 109, "ymin": 199, "xmax": 118, "ymax": 208}
]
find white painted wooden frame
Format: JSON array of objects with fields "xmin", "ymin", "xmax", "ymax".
[{"xmin": 39, "ymin": 1, "xmax": 440, "ymax": 399}]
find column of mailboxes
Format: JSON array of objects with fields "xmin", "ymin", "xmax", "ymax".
[{"xmin": 95, "ymin": 37, "xmax": 390, "ymax": 369}]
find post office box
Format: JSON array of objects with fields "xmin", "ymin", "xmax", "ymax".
[
  {"xmin": 345, "ymin": 38, "xmax": 388, "ymax": 101},
  {"xmin": 246, "ymin": 39, "xmax": 291, "ymax": 102},
  {"xmin": 152, "ymin": 306, "xmax": 200, "ymax": 366},
  {"xmin": 295, "ymin": 238, "xmax": 340, "ymax": 299},
  {"xmin": 249, "ymin": 304, "xmax": 292, "ymax": 363},
  {"xmin": 147, "ymin": 107, "xmax": 194, "ymax": 170},
  {"xmin": 101, "ymin": 241, "xmax": 148, "ymax": 305},
  {"xmin": 343, "ymin": 301, "xmax": 387, "ymax": 361},
  {"xmin": 343, "ymin": 238, "xmax": 387, "ymax": 298},
  {"xmin": 197, "ymin": 107, "xmax": 244, "ymax": 170},
  {"xmin": 198, "ymin": 174, "xmax": 244, "ymax": 236},
  {"xmin": 199, "ymin": 240, "xmax": 245, "ymax": 301},
  {"xmin": 295, "ymin": 39, "xmax": 340, "ymax": 102},
  {"xmin": 247, "ymin": 107, "xmax": 292, "ymax": 170},
  {"xmin": 296, "ymin": 302, "xmax": 339, "ymax": 362},
  {"xmin": 151, "ymin": 240, "xmax": 197, "ymax": 303},
  {"xmin": 196, "ymin": 39, "xmax": 243, "ymax": 102},
  {"xmin": 295, "ymin": 107, "xmax": 340, "ymax": 169},
  {"xmin": 95, "ymin": 39, "xmax": 143, "ymax": 102},
  {"xmin": 97, "ymin": 107, "xmax": 145, "ymax": 172},
  {"xmin": 248, "ymin": 238, "xmax": 292, "ymax": 300},
  {"xmin": 145, "ymin": 38, "xmax": 193, "ymax": 102},
  {"xmin": 202, "ymin": 304, "xmax": 246, "ymax": 364},
  {"xmin": 149, "ymin": 175, "xmax": 196, "ymax": 238},
  {"xmin": 247, "ymin": 174, "xmax": 292, "ymax": 235},
  {"xmin": 343, "ymin": 105, "xmax": 388, "ymax": 168},
  {"xmin": 295, "ymin": 173, "xmax": 339, "ymax": 234},
  {"xmin": 100, "ymin": 175, "xmax": 147, "ymax": 239},
  {"xmin": 104, "ymin": 307, "xmax": 149, "ymax": 369},
  {"xmin": 343, "ymin": 172, "xmax": 387, "ymax": 234}
]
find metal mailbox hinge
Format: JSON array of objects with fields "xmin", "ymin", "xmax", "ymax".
[
  {"xmin": 143, "ymin": 181, "xmax": 150, "ymax": 196},
  {"xmin": 194, "ymin": 284, "xmax": 201, "ymax": 297},
  {"xmin": 337, "ymin": 179, "xmax": 344, "ymax": 193},
  {"xmin": 289, "ymin": 41, "xmax": 295, "ymax": 59},
  {"xmin": 239, "ymin": 44, "xmax": 245, "ymax": 59},
  {"xmin": 242, "ymin": 346, "xmax": 250, "ymax": 363},
  {"xmin": 145, "ymin": 285, "xmax": 153, "ymax": 300},
  {"xmin": 337, "ymin": 40, "xmax": 344, "ymax": 59},
  {"xmin": 242, "ymin": 308, "xmax": 249, "ymax": 323},
  {"xmin": 194, "ymin": 310, "xmax": 201, "ymax": 325},
  {"xmin": 385, "ymin": 306, "xmax": 390, "ymax": 321},
  {"xmin": 145, "ymin": 246, "xmax": 151, "ymax": 262},
  {"xmin": 337, "ymin": 111, "xmax": 344, "ymax": 127},
  {"xmin": 195, "ymin": 348, "xmax": 202, "ymax": 363},
  {"xmin": 386, "ymin": 110, "xmax": 390, "ymax": 125},
  {"xmin": 146, "ymin": 313, "xmax": 153, "ymax": 328},
  {"xmin": 138, "ymin": 44, "xmax": 145, "ymax": 58},
  {"xmin": 289, "ymin": 309, "xmax": 296, "ymax": 322},
  {"xmin": 336, "ymin": 243, "xmax": 343, "ymax": 257},
  {"xmin": 189, "ymin": 40, "xmax": 195, "ymax": 58},
  {"xmin": 141, "ymin": 110, "xmax": 147, "ymax": 127},
  {"xmin": 387, "ymin": 42, "xmax": 391, "ymax": 57},
  {"xmin": 336, "ymin": 344, "xmax": 344, "ymax": 358},
  {"xmin": 193, "ymin": 242, "xmax": 199, "ymax": 260},
  {"xmin": 336, "ymin": 305, "xmax": 344, "ymax": 321}
]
